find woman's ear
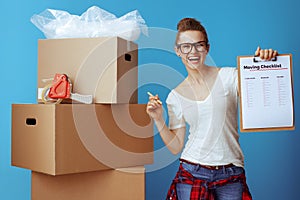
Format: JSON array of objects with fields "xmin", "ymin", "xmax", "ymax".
[
  {"xmin": 174, "ymin": 46, "xmax": 181, "ymax": 57},
  {"xmin": 206, "ymin": 44, "xmax": 210, "ymax": 53}
]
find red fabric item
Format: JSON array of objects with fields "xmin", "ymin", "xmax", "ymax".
[{"xmin": 166, "ymin": 164, "xmax": 252, "ymax": 200}]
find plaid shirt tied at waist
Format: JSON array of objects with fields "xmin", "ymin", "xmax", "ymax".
[{"xmin": 166, "ymin": 163, "xmax": 252, "ymax": 200}]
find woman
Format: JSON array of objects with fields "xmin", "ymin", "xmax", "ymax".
[{"xmin": 146, "ymin": 18, "xmax": 277, "ymax": 200}]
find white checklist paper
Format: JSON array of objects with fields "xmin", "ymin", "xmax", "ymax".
[{"xmin": 238, "ymin": 54, "xmax": 294, "ymax": 131}]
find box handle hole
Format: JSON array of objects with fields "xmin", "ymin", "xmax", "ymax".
[
  {"xmin": 26, "ymin": 118, "xmax": 37, "ymax": 126},
  {"xmin": 125, "ymin": 53, "xmax": 131, "ymax": 61}
]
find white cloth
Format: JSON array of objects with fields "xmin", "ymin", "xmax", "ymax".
[{"xmin": 166, "ymin": 67, "xmax": 244, "ymax": 167}]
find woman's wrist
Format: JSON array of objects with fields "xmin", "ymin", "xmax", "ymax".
[{"xmin": 154, "ymin": 116, "xmax": 167, "ymax": 130}]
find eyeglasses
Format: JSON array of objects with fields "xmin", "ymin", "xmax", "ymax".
[{"xmin": 176, "ymin": 41, "xmax": 207, "ymax": 54}]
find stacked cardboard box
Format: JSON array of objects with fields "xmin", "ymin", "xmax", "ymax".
[{"xmin": 11, "ymin": 37, "xmax": 153, "ymax": 199}]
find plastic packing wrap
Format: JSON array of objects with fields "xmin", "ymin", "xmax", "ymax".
[{"xmin": 30, "ymin": 6, "xmax": 148, "ymax": 41}]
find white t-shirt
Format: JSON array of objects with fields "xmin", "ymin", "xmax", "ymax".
[{"xmin": 166, "ymin": 67, "xmax": 244, "ymax": 167}]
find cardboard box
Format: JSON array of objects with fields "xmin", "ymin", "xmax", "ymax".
[
  {"xmin": 12, "ymin": 104, "xmax": 153, "ymax": 175},
  {"xmin": 32, "ymin": 166, "xmax": 145, "ymax": 200},
  {"xmin": 37, "ymin": 37, "xmax": 138, "ymax": 104}
]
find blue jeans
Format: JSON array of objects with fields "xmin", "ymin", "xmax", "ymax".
[{"xmin": 176, "ymin": 162, "xmax": 245, "ymax": 200}]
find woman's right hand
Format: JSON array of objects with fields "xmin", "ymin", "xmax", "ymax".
[{"xmin": 146, "ymin": 94, "xmax": 163, "ymax": 120}]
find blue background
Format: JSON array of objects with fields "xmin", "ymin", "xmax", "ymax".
[{"xmin": 1, "ymin": 0, "xmax": 299, "ymax": 199}]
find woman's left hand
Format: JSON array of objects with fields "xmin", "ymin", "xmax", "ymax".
[{"xmin": 255, "ymin": 46, "xmax": 278, "ymax": 60}]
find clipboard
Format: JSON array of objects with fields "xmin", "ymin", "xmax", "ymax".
[{"xmin": 237, "ymin": 54, "xmax": 295, "ymax": 132}]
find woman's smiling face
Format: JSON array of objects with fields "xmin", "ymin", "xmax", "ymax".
[{"xmin": 175, "ymin": 30, "xmax": 209, "ymax": 70}]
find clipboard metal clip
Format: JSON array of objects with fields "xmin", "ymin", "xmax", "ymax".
[{"xmin": 253, "ymin": 56, "xmax": 277, "ymax": 63}]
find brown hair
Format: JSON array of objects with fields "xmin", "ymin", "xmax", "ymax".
[{"xmin": 176, "ymin": 18, "xmax": 209, "ymax": 46}]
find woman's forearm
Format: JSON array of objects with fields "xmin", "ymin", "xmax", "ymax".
[{"xmin": 153, "ymin": 117, "xmax": 185, "ymax": 155}]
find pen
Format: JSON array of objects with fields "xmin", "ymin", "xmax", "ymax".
[{"xmin": 147, "ymin": 92, "xmax": 162, "ymax": 105}]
